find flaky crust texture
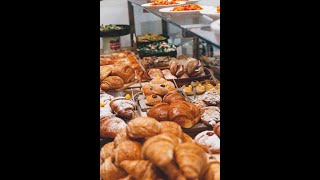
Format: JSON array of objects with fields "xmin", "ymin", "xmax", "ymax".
[
  {"xmin": 100, "ymin": 65, "xmax": 112, "ymax": 82},
  {"xmin": 101, "ymin": 76, "xmax": 124, "ymax": 91},
  {"xmin": 168, "ymin": 100, "xmax": 201, "ymax": 128},
  {"xmin": 119, "ymin": 160, "xmax": 160, "ymax": 180},
  {"xmin": 100, "ymin": 157, "xmax": 127, "ymax": 180},
  {"xmin": 126, "ymin": 117, "xmax": 162, "ymax": 138},
  {"xmin": 114, "ymin": 141, "xmax": 142, "ymax": 167},
  {"xmin": 100, "ymin": 142, "xmax": 115, "ymax": 162},
  {"xmin": 147, "ymin": 103, "xmax": 170, "ymax": 122},
  {"xmin": 160, "ymin": 121, "xmax": 183, "ymax": 139},
  {"xmin": 201, "ymin": 160, "xmax": 220, "ymax": 180},
  {"xmin": 100, "ymin": 117, "xmax": 127, "ymax": 138},
  {"xmin": 175, "ymin": 143, "xmax": 208, "ymax": 179},
  {"xmin": 163, "ymin": 93, "xmax": 186, "ymax": 104},
  {"xmin": 111, "ymin": 64, "xmax": 135, "ymax": 84}
]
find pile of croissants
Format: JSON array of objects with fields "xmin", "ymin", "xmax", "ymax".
[{"xmin": 100, "ymin": 117, "xmax": 220, "ymax": 180}]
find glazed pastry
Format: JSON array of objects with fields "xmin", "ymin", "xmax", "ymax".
[
  {"xmin": 160, "ymin": 121, "xmax": 183, "ymax": 139},
  {"xmin": 194, "ymin": 131, "xmax": 220, "ymax": 154},
  {"xmin": 100, "ymin": 65, "xmax": 112, "ymax": 82},
  {"xmin": 165, "ymin": 81, "xmax": 178, "ymax": 94},
  {"xmin": 100, "ymin": 117, "xmax": 127, "ymax": 138},
  {"xmin": 100, "ymin": 142, "xmax": 115, "ymax": 161},
  {"xmin": 152, "ymin": 84, "xmax": 169, "ymax": 97},
  {"xmin": 192, "ymin": 100, "xmax": 208, "ymax": 109},
  {"xmin": 180, "ymin": 73, "xmax": 189, "ymax": 79},
  {"xmin": 201, "ymin": 106, "xmax": 220, "ymax": 127},
  {"xmin": 168, "ymin": 100, "xmax": 201, "ymax": 128},
  {"xmin": 150, "ymin": 77, "xmax": 167, "ymax": 85},
  {"xmin": 145, "ymin": 94, "xmax": 162, "ymax": 106},
  {"xmin": 110, "ymin": 97, "xmax": 136, "ymax": 119},
  {"xmin": 114, "ymin": 140, "xmax": 142, "ymax": 166},
  {"xmin": 119, "ymin": 160, "xmax": 161, "ymax": 180},
  {"xmin": 101, "ymin": 76, "xmax": 124, "ymax": 91},
  {"xmin": 142, "ymin": 133, "xmax": 185, "ymax": 180},
  {"xmin": 204, "ymin": 83, "xmax": 215, "ymax": 91},
  {"xmin": 202, "ymin": 90, "xmax": 220, "ymax": 106},
  {"xmin": 147, "ymin": 102, "xmax": 170, "ymax": 122},
  {"xmin": 202, "ymin": 160, "xmax": 220, "ymax": 180},
  {"xmin": 148, "ymin": 69, "xmax": 164, "ymax": 79},
  {"xmin": 126, "ymin": 117, "xmax": 162, "ymax": 138},
  {"xmin": 100, "ymin": 157, "xmax": 127, "ymax": 180},
  {"xmin": 213, "ymin": 122, "xmax": 220, "ymax": 138},
  {"xmin": 186, "ymin": 58, "xmax": 204, "ymax": 77},
  {"xmin": 163, "ymin": 93, "xmax": 186, "ymax": 104},
  {"xmin": 181, "ymin": 133, "xmax": 193, "ymax": 143},
  {"xmin": 175, "ymin": 143, "xmax": 208, "ymax": 179},
  {"xmin": 182, "ymin": 85, "xmax": 194, "ymax": 96},
  {"xmin": 195, "ymin": 84, "xmax": 206, "ymax": 95},
  {"xmin": 111, "ymin": 64, "xmax": 135, "ymax": 83},
  {"xmin": 142, "ymin": 83, "xmax": 154, "ymax": 96},
  {"xmin": 162, "ymin": 69, "xmax": 177, "ymax": 79}
]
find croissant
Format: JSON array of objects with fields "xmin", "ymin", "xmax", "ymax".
[
  {"xmin": 118, "ymin": 175, "xmax": 136, "ymax": 180},
  {"xmin": 181, "ymin": 133, "xmax": 193, "ymax": 143},
  {"xmin": 100, "ymin": 142, "xmax": 115, "ymax": 162},
  {"xmin": 111, "ymin": 64, "xmax": 135, "ymax": 83},
  {"xmin": 114, "ymin": 128, "xmax": 131, "ymax": 148},
  {"xmin": 142, "ymin": 133, "xmax": 185, "ymax": 180},
  {"xmin": 160, "ymin": 121, "xmax": 183, "ymax": 139},
  {"xmin": 100, "ymin": 65, "xmax": 112, "ymax": 82},
  {"xmin": 201, "ymin": 160, "xmax": 220, "ymax": 180},
  {"xmin": 100, "ymin": 157, "xmax": 127, "ymax": 180},
  {"xmin": 163, "ymin": 93, "xmax": 186, "ymax": 104},
  {"xmin": 126, "ymin": 117, "xmax": 162, "ymax": 138},
  {"xmin": 110, "ymin": 97, "xmax": 136, "ymax": 119},
  {"xmin": 169, "ymin": 100, "xmax": 201, "ymax": 128},
  {"xmin": 101, "ymin": 76, "xmax": 124, "ymax": 91},
  {"xmin": 114, "ymin": 140, "xmax": 142, "ymax": 167},
  {"xmin": 147, "ymin": 103, "xmax": 170, "ymax": 122},
  {"xmin": 119, "ymin": 160, "xmax": 161, "ymax": 180},
  {"xmin": 175, "ymin": 143, "xmax": 208, "ymax": 179}
]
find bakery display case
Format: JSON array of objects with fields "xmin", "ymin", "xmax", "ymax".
[{"xmin": 100, "ymin": 0, "xmax": 220, "ymax": 179}]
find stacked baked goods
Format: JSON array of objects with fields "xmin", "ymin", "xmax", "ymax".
[
  {"xmin": 100, "ymin": 90, "xmax": 137, "ymax": 139},
  {"xmin": 182, "ymin": 80, "xmax": 220, "ymax": 96},
  {"xmin": 100, "ymin": 117, "xmax": 220, "ymax": 180},
  {"xmin": 194, "ymin": 123, "xmax": 221, "ymax": 156},
  {"xmin": 141, "ymin": 77, "xmax": 178, "ymax": 106}
]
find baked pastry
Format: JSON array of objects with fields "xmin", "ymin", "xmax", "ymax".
[
  {"xmin": 162, "ymin": 69, "xmax": 177, "ymax": 79},
  {"xmin": 150, "ymin": 77, "xmax": 167, "ymax": 85},
  {"xmin": 126, "ymin": 117, "xmax": 162, "ymax": 138},
  {"xmin": 168, "ymin": 100, "xmax": 201, "ymax": 128},
  {"xmin": 142, "ymin": 133, "xmax": 184, "ymax": 180},
  {"xmin": 196, "ymin": 84, "xmax": 206, "ymax": 95},
  {"xmin": 100, "ymin": 56, "xmax": 115, "ymax": 66},
  {"xmin": 192, "ymin": 100, "xmax": 208, "ymax": 109},
  {"xmin": 100, "ymin": 105, "xmax": 114, "ymax": 121},
  {"xmin": 114, "ymin": 140, "xmax": 142, "ymax": 166},
  {"xmin": 180, "ymin": 73, "xmax": 189, "ymax": 79},
  {"xmin": 169, "ymin": 60, "xmax": 185, "ymax": 76},
  {"xmin": 111, "ymin": 64, "xmax": 135, "ymax": 83},
  {"xmin": 215, "ymin": 83, "xmax": 220, "ymax": 92},
  {"xmin": 100, "ymin": 93, "xmax": 114, "ymax": 104},
  {"xmin": 186, "ymin": 58, "xmax": 204, "ymax": 77},
  {"xmin": 145, "ymin": 94, "xmax": 162, "ymax": 106},
  {"xmin": 147, "ymin": 102, "xmax": 170, "ymax": 122},
  {"xmin": 118, "ymin": 175, "xmax": 135, "ymax": 180},
  {"xmin": 100, "ymin": 117, "xmax": 127, "ymax": 138},
  {"xmin": 182, "ymin": 85, "xmax": 194, "ymax": 96},
  {"xmin": 100, "ymin": 65, "xmax": 112, "ymax": 82},
  {"xmin": 201, "ymin": 106, "xmax": 220, "ymax": 127},
  {"xmin": 101, "ymin": 76, "xmax": 124, "ymax": 91},
  {"xmin": 163, "ymin": 93, "xmax": 186, "ymax": 104},
  {"xmin": 160, "ymin": 121, "xmax": 183, "ymax": 139},
  {"xmin": 175, "ymin": 143, "xmax": 208, "ymax": 179},
  {"xmin": 204, "ymin": 83, "xmax": 215, "ymax": 91},
  {"xmin": 119, "ymin": 160, "xmax": 161, "ymax": 180},
  {"xmin": 213, "ymin": 122, "xmax": 220, "ymax": 138},
  {"xmin": 181, "ymin": 133, "xmax": 193, "ymax": 143},
  {"xmin": 165, "ymin": 81, "xmax": 178, "ymax": 94},
  {"xmin": 100, "ymin": 157, "xmax": 127, "ymax": 180},
  {"xmin": 142, "ymin": 83, "xmax": 154, "ymax": 96},
  {"xmin": 100, "ymin": 142, "xmax": 115, "ymax": 161},
  {"xmin": 148, "ymin": 69, "xmax": 164, "ymax": 79},
  {"xmin": 202, "ymin": 160, "xmax": 220, "ymax": 180},
  {"xmin": 152, "ymin": 84, "xmax": 169, "ymax": 96},
  {"xmin": 114, "ymin": 128, "xmax": 131, "ymax": 148},
  {"xmin": 110, "ymin": 97, "xmax": 136, "ymax": 119},
  {"xmin": 100, "ymin": 157, "xmax": 103, "ymax": 165},
  {"xmin": 194, "ymin": 131, "xmax": 220, "ymax": 154},
  {"xmin": 202, "ymin": 90, "xmax": 220, "ymax": 106}
]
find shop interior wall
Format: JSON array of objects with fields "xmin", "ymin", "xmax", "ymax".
[{"xmin": 100, "ymin": 0, "xmax": 220, "ymax": 48}]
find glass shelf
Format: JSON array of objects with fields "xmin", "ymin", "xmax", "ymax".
[{"xmin": 128, "ymin": 0, "xmax": 220, "ymax": 48}]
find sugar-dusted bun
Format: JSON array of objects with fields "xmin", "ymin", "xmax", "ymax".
[
  {"xmin": 160, "ymin": 121, "xmax": 183, "ymax": 138},
  {"xmin": 201, "ymin": 106, "xmax": 220, "ymax": 127},
  {"xmin": 213, "ymin": 122, "xmax": 220, "ymax": 138},
  {"xmin": 100, "ymin": 117, "xmax": 127, "ymax": 138},
  {"xmin": 147, "ymin": 102, "xmax": 170, "ymax": 122},
  {"xmin": 194, "ymin": 130, "xmax": 220, "ymax": 154},
  {"xmin": 126, "ymin": 117, "xmax": 162, "ymax": 138},
  {"xmin": 145, "ymin": 94, "xmax": 162, "ymax": 106},
  {"xmin": 163, "ymin": 93, "xmax": 186, "ymax": 104},
  {"xmin": 110, "ymin": 97, "xmax": 136, "ymax": 119},
  {"xmin": 202, "ymin": 90, "xmax": 220, "ymax": 106}
]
